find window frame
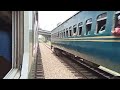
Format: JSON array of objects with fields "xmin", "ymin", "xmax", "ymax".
[
  {"xmin": 69, "ymin": 26, "xmax": 72, "ymax": 37},
  {"xmin": 59, "ymin": 32, "xmax": 61, "ymax": 38},
  {"xmin": 95, "ymin": 12, "xmax": 107, "ymax": 35},
  {"xmin": 85, "ymin": 18, "xmax": 92, "ymax": 35},
  {"xmin": 57, "ymin": 32, "xmax": 59, "ymax": 38},
  {"xmin": 63, "ymin": 29, "xmax": 66, "ymax": 38},
  {"xmin": 115, "ymin": 11, "xmax": 120, "ymax": 14},
  {"xmin": 78, "ymin": 22, "xmax": 83, "ymax": 36},
  {"xmin": 66, "ymin": 28, "xmax": 69, "ymax": 37},
  {"xmin": 113, "ymin": 11, "xmax": 120, "ymax": 29},
  {"xmin": 62, "ymin": 30, "xmax": 64, "ymax": 38},
  {"xmin": 4, "ymin": 11, "xmax": 24, "ymax": 79},
  {"xmin": 73, "ymin": 24, "xmax": 77, "ymax": 36}
]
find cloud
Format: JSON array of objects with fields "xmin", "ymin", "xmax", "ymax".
[{"xmin": 38, "ymin": 11, "xmax": 79, "ymax": 31}]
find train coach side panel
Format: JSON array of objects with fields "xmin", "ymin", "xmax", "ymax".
[
  {"xmin": 52, "ymin": 38, "xmax": 120, "ymax": 74},
  {"xmin": 51, "ymin": 11, "xmax": 120, "ymax": 74},
  {"xmin": 0, "ymin": 30, "xmax": 12, "ymax": 62}
]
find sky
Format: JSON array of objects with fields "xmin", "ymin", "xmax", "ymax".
[{"xmin": 38, "ymin": 11, "xmax": 79, "ymax": 31}]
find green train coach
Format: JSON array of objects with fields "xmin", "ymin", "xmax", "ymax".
[{"xmin": 51, "ymin": 11, "xmax": 120, "ymax": 77}]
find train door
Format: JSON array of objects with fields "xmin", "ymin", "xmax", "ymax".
[{"xmin": 0, "ymin": 12, "xmax": 12, "ymax": 78}]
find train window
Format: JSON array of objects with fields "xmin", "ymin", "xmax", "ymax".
[
  {"xmin": 56, "ymin": 33, "xmax": 57, "ymax": 38},
  {"xmin": 96, "ymin": 13, "xmax": 107, "ymax": 34},
  {"xmin": 69, "ymin": 30, "xmax": 72, "ymax": 36},
  {"xmin": 114, "ymin": 11, "xmax": 120, "ymax": 28},
  {"xmin": 0, "ymin": 11, "xmax": 12, "ymax": 78},
  {"xmin": 58, "ymin": 32, "xmax": 60, "ymax": 38},
  {"xmin": 69, "ymin": 26, "xmax": 72, "ymax": 36},
  {"xmin": 57, "ymin": 32, "xmax": 59, "ymax": 37},
  {"xmin": 62, "ymin": 31, "xmax": 64, "ymax": 38},
  {"xmin": 79, "ymin": 27, "xmax": 82, "ymax": 35},
  {"xmin": 64, "ymin": 30, "xmax": 65, "ymax": 37},
  {"xmin": 66, "ymin": 28, "xmax": 68, "ymax": 37},
  {"xmin": 86, "ymin": 18, "xmax": 92, "ymax": 35},
  {"xmin": 73, "ymin": 25, "xmax": 77, "ymax": 36},
  {"xmin": 59, "ymin": 32, "xmax": 61, "ymax": 38},
  {"xmin": 78, "ymin": 22, "xmax": 83, "ymax": 35},
  {"xmin": 61, "ymin": 32, "xmax": 62, "ymax": 38},
  {"xmin": 3, "ymin": 11, "xmax": 24, "ymax": 79}
]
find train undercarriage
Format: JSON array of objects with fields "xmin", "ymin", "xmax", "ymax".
[{"xmin": 52, "ymin": 45, "xmax": 120, "ymax": 79}]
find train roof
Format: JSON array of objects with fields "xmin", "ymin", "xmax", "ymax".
[{"xmin": 51, "ymin": 11, "xmax": 81, "ymax": 32}]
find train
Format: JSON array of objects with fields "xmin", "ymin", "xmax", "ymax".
[
  {"xmin": 51, "ymin": 11, "xmax": 120, "ymax": 77},
  {"xmin": 0, "ymin": 11, "xmax": 39, "ymax": 79}
]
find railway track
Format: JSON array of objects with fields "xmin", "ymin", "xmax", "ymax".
[
  {"xmin": 42, "ymin": 43, "xmax": 120, "ymax": 79},
  {"xmin": 35, "ymin": 45, "xmax": 45, "ymax": 79},
  {"xmin": 60, "ymin": 51, "xmax": 120, "ymax": 79},
  {"xmin": 44, "ymin": 44, "xmax": 107, "ymax": 79},
  {"xmin": 57, "ymin": 54, "xmax": 104, "ymax": 79},
  {"xmin": 59, "ymin": 54, "xmax": 109, "ymax": 79}
]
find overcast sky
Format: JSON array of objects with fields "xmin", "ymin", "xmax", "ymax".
[{"xmin": 38, "ymin": 11, "xmax": 79, "ymax": 31}]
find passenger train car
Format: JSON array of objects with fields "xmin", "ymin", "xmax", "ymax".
[
  {"xmin": 51, "ymin": 11, "xmax": 120, "ymax": 76},
  {"xmin": 0, "ymin": 11, "xmax": 39, "ymax": 79}
]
